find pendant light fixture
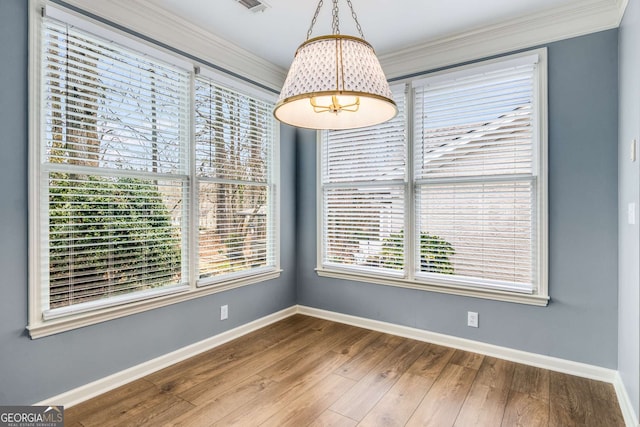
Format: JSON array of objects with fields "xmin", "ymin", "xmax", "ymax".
[{"xmin": 273, "ymin": 0, "xmax": 397, "ymax": 130}]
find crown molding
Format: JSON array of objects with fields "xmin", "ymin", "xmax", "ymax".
[
  {"xmin": 380, "ymin": 0, "xmax": 625, "ymax": 79},
  {"xmin": 50, "ymin": 0, "xmax": 287, "ymax": 91},
  {"xmin": 50, "ymin": 0, "xmax": 627, "ymax": 90},
  {"xmin": 617, "ymin": 0, "xmax": 630, "ymax": 24}
]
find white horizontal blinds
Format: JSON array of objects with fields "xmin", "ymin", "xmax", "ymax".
[
  {"xmin": 41, "ymin": 17, "xmax": 190, "ymax": 310},
  {"xmin": 416, "ymin": 182, "xmax": 534, "ymax": 291},
  {"xmin": 323, "ymin": 104, "xmax": 406, "ymax": 183},
  {"xmin": 195, "ymin": 77, "xmax": 276, "ymax": 282},
  {"xmin": 414, "ymin": 57, "xmax": 538, "ymax": 292},
  {"xmin": 322, "ymin": 84, "xmax": 407, "ymax": 272},
  {"xmin": 47, "ymin": 175, "xmax": 185, "ymax": 308},
  {"xmin": 42, "ymin": 20, "xmax": 189, "ymax": 174},
  {"xmin": 324, "ymin": 187, "xmax": 405, "ymax": 270}
]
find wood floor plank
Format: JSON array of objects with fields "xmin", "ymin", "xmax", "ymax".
[
  {"xmin": 69, "ymin": 379, "xmax": 189, "ymax": 427},
  {"xmin": 330, "ymin": 339, "xmax": 428, "ymax": 421},
  {"xmin": 449, "ymin": 349, "xmax": 485, "ymax": 370},
  {"xmin": 501, "ymin": 391, "xmax": 549, "ymax": 427},
  {"xmin": 358, "ymin": 341, "xmax": 457, "ymax": 427},
  {"xmin": 167, "ymin": 375, "xmax": 276, "ymax": 426},
  {"xmin": 549, "ymin": 371, "xmax": 595, "ymax": 427},
  {"xmin": 405, "ymin": 363, "xmax": 478, "ymax": 427},
  {"xmin": 64, "ymin": 379, "xmax": 158, "ymax": 425},
  {"xmin": 256, "ymin": 322, "xmax": 366, "ymax": 383},
  {"xmin": 405, "ymin": 343, "xmax": 456, "ymax": 378},
  {"xmin": 125, "ymin": 395, "xmax": 194, "ymax": 427},
  {"xmin": 334, "ymin": 332, "xmax": 406, "ymax": 381},
  {"xmin": 260, "ymin": 374, "xmax": 356, "ymax": 427},
  {"xmin": 510, "ymin": 363, "xmax": 550, "ymax": 402},
  {"xmin": 309, "ymin": 410, "xmax": 358, "ymax": 427},
  {"xmin": 332, "ymin": 328, "xmax": 382, "ymax": 358},
  {"xmin": 358, "ymin": 371, "xmax": 434, "ymax": 427},
  {"xmin": 148, "ymin": 315, "xmax": 323, "ymax": 395},
  {"xmin": 452, "ymin": 356, "xmax": 516, "ymax": 427},
  {"xmin": 588, "ymin": 378, "xmax": 618, "ymax": 403},
  {"xmin": 147, "ymin": 314, "xmax": 314, "ymax": 385},
  {"xmin": 454, "ymin": 383, "xmax": 509, "ymax": 427},
  {"xmin": 63, "ymin": 316, "xmax": 626, "ymax": 427},
  {"xmin": 589, "ymin": 396, "xmax": 625, "ymax": 427},
  {"xmin": 474, "ymin": 356, "xmax": 516, "ymax": 390},
  {"xmin": 213, "ymin": 351, "xmax": 352, "ymax": 426},
  {"xmin": 177, "ymin": 320, "xmax": 337, "ymax": 404}
]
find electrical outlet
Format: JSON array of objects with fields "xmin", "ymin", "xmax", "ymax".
[
  {"xmin": 467, "ymin": 311, "xmax": 479, "ymax": 328},
  {"xmin": 220, "ymin": 304, "xmax": 228, "ymax": 320}
]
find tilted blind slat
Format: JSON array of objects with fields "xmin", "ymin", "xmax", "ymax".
[
  {"xmin": 323, "ymin": 187, "xmax": 406, "ymax": 271},
  {"xmin": 43, "ymin": 20, "xmax": 189, "ymax": 175},
  {"xmin": 414, "ymin": 58, "xmax": 537, "ymax": 292},
  {"xmin": 47, "ymin": 173, "xmax": 186, "ymax": 309},
  {"xmin": 41, "ymin": 16, "xmax": 190, "ymax": 312},
  {"xmin": 36, "ymin": 10, "xmax": 280, "ymax": 325},
  {"xmin": 318, "ymin": 52, "xmax": 543, "ymax": 297},
  {"xmin": 323, "ymin": 85, "xmax": 407, "ymax": 184},
  {"xmin": 415, "ymin": 67, "xmax": 534, "ymax": 181},
  {"xmin": 322, "ymin": 85, "xmax": 407, "ymax": 272},
  {"xmin": 195, "ymin": 78, "xmax": 273, "ymax": 183},
  {"xmin": 195, "ymin": 76, "xmax": 276, "ymax": 282},
  {"xmin": 415, "ymin": 181, "xmax": 534, "ymax": 288},
  {"xmin": 197, "ymin": 182, "xmax": 275, "ymax": 279}
]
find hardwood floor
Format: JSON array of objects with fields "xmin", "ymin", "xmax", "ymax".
[{"xmin": 65, "ymin": 315, "xmax": 625, "ymax": 427}]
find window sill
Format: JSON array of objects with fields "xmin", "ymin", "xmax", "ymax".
[
  {"xmin": 27, "ymin": 269, "xmax": 282, "ymax": 339},
  {"xmin": 316, "ymin": 268, "xmax": 549, "ymax": 307}
]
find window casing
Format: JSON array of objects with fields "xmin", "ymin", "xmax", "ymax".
[
  {"xmin": 318, "ymin": 50, "xmax": 548, "ymax": 305},
  {"xmin": 29, "ymin": 5, "xmax": 279, "ymax": 337}
]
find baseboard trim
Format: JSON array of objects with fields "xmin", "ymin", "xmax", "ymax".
[
  {"xmin": 37, "ymin": 303, "xmax": 635, "ymax": 427},
  {"xmin": 35, "ymin": 306, "xmax": 297, "ymax": 408},
  {"xmin": 613, "ymin": 371, "xmax": 640, "ymax": 427},
  {"xmin": 298, "ymin": 305, "xmax": 640, "ymax": 426},
  {"xmin": 296, "ymin": 305, "xmax": 618, "ymax": 383}
]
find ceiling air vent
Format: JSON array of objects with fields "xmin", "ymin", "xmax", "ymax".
[{"xmin": 235, "ymin": 0, "xmax": 269, "ymax": 13}]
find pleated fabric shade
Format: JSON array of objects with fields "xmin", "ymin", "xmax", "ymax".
[{"xmin": 274, "ymin": 31, "xmax": 397, "ymax": 130}]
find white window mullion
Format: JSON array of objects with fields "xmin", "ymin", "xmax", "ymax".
[
  {"xmin": 405, "ymin": 84, "xmax": 416, "ymax": 281},
  {"xmin": 187, "ymin": 68, "xmax": 197, "ymax": 289}
]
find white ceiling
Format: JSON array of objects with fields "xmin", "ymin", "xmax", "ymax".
[{"xmin": 144, "ymin": 0, "xmax": 587, "ymax": 69}]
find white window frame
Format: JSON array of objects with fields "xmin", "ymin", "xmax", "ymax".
[
  {"xmin": 28, "ymin": 1, "xmax": 280, "ymax": 338},
  {"xmin": 317, "ymin": 49, "xmax": 548, "ymax": 306}
]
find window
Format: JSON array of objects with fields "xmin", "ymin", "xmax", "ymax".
[
  {"xmin": 320, "ymin": 85, "xmax": 407, "ymax": 275},
  {"xmin": 194, "ymin": 76, "xmax": 277, "ymax": 284},
  {"xmin": 29, "ymin": 7, "xmax": 279, "ymax": 337},
  {"xmin": 318, "ymin": 51, "xmax": 548, "ymax": 305}
]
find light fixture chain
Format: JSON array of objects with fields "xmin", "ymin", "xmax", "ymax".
[
  {"xmin": 332, "ymin": 0, "xmax": 340, "ymax": 34},
  {"xmin": 305, "ymin": 0, "xmax": 365, "ymax": 39},
  {"xmin": 346, "ymin": 0, "xmax": 365, "ymax": 39},
  {"xmin": 306, "ymin": 0, "xmax": 324, "ymax": 40}
]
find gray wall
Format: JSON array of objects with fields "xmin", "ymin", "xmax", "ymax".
[
  {"xmin": 0, "ymin": 0, "xmax": 297, "ymax": 405},
  {"xmin": 297, "ymin": 29, "xmax": 620, "ymax": 368},
  {"xmin": 618, "ymin": 0, "xmax": 640, "ymax": 417},
  {"xmin": 0, "ymin": 0, "xmax": 625, "ymax": 407}
]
